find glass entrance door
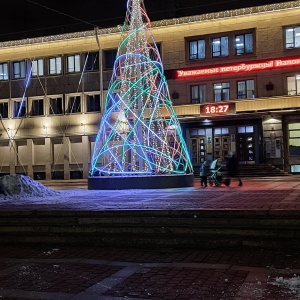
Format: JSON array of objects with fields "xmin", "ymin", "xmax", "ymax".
[
  {"xmin": 237, "ymin": 134, "xmax": 255, "ymax": 162},
  {"xmin": 190, "ymin": 137, "xmax": 206, "ymax": 165},
  {"xmin": 213, "ymin": 135, "xmax": 230, "ymax": 161}
]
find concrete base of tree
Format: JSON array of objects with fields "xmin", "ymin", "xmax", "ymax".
[{"xmin": 88, "ymin": 173, "xmax": 194, "ymax": 190}]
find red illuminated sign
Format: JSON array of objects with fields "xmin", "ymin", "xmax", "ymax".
[
  {"xmin": 200, "ymin": 103, "xmax": 236, "ymax": 115},
  {"xmin": 176, "ymin": 56, "xmax": 300, "ymax": 79}
]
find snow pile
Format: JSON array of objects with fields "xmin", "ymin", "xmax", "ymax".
[
  {"xmin": 273, "ymin": 275, "xmax": 300, "ymax": 297},
  {"xmin": 0, "ymin": 174, "xmax": 57, "ymax": 197}
]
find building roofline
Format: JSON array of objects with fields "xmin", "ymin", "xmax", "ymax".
[{"xmin": 0, "ymin": 0, "xmax": 299, "ymax": 49}]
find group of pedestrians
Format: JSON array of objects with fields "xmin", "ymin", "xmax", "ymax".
[{"xmin": 199, "ymin": 153, "xmax": 243, "ymax": 187}]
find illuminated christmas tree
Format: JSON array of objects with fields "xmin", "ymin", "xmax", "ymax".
[{"xmin": 90, "ymin": 0, "xmax": 193, "ymax": 177}]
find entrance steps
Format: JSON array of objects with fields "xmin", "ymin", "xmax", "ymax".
[
  {"xmin": 194, "ymin": 163, "xmax": 290, "ymax": 178},
  {"xmin": 238, "ymin": 163, "xmax": 290, "ymax": 177},
  {"xmin": 0, "ymin": 210, "xmax": 299, "ymax": 249}
]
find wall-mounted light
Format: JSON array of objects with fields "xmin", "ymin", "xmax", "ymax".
[
  {"xmin": 43, "ymin": 125, "xmax": 48, "ymax": 137},
  {"xmin": 81, "ymin": 123, "xmax": 86, "ymax": 135},
  {"xmin": 6, "ymin": 128, "xmax": 13, "ymax": 140}
]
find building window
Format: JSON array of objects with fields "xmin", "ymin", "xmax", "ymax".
[
  {"xmin": 287, "ymin": 75, "xmax": 300, "ymax": 95},
  {"xmin": 13, "ymin": 99, "xmax": 26, "ymax": 118},
  {"xmin": 0, "ymin": 63, "xmax": 8, "ymax": 80},
  {"xmin": 31, "ymin": 58, "xmax": 44, "ymax": 77},
  {"xmin": 191, "ymin": 84, "xmax": 206, "ymax": 103},
  {"xmin": 49, "ymin": 96, "xmax": 63, "ymax": 115},
  {"xmin": 67, "ymin": 95, "xmax": 81, "ymax": 114},
  {"xmin": 0, "ymin": 101, "xmax": 8, "ymax": 118},
  {"xmin": 87, "ymin": 94, "xmax": 101, "ymax": 112},
  {"xmin": 213, "ymin": 82, "xmax": 230, "ymax": 101},
  {"xmin": 235, "ymin": 33, "xmax": 253, "ymax": 55},
  {"xmin": 237, "ymin": 79, "xmax": 255, "ymax": 99},
  {"xmin": 289, "ymin": 123, "xmax": 300, "ymax": 155},
  {"xmin": 31, "ymin": 98, "xmax": 44, "ymax": 116},
  {"xmin": 84, "ymin": 52, "xmax": 99, "ymax": 71},
  {"xmin": 212, "ymin": 36, "xmax": 228, "ymax": 57},
  {"xmin": 285, "ymin": 26, "xmax": 300, "ymax": 49},
  {"xmin": 238, "ymin": 125, "xmax": 254, "ymax": 133},
  {"xmin": 104, "ymin": 49, "xmax": 118, "ymax": 69},
  {"xmin": 189, "ymin": 39, "xmax": 205, "ymax": 60},
  {"xmin": 214, "ymin": 127, "xmax": 229, "ymax": 135},
  {"xmin": 12, "ymin": 60, "xmax": 26, "ymax": 79},
  {"xmin": 67, "ymin": 54, "xmax": 80, "ymax": 73},
  {"xmin": 49, "ymin": 56, "xmax": 62, "ymax": 75}
]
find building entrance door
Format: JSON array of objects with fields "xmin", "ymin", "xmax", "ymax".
[
  {"xmin": 213, "ymin": 135, "xmax": 230, "ymax": 161},
  {"xmin": 190, "ymin": 137, "xmax": 206, "ymax": 166},
  {"xmin": 236, "ymin": 133, "xmax": 255, "ymax": 163}
]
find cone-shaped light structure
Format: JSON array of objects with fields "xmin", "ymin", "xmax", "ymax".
[{"xmin": 90, "ymin": 0, "xmax": 193, "ymax": 179}]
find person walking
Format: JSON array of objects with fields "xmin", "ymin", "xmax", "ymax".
[
  {"xmin": 226, "ymin": 153, "xmax": 243, "ymax": 187},
  {"xmin": 200, "ymin": 160, "xmax": 209, "ymax": 187}
]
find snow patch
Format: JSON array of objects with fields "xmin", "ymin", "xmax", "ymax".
[
  {"xmin": 273, "ymin": 275, "xmax": 300, "ymax": 296},
  {"xmin": 0, "ymin": 174, "xmax": 57, "ymax": 198}
]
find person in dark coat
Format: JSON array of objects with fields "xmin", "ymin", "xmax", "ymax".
[
  {"xmin": 200, "ymin": 160, "xmax": 209, "ymax": 187},
  {"xmin": 226, "ymin": 153, "xmax": 243, "ymax": 187}
]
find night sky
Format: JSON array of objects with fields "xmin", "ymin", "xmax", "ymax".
[{"xmin": 0, "ymin": 0, "xmax": 293, "ymax": 41}]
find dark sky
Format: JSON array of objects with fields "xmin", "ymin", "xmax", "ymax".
[{"xmin": 0, "ymin": 0, "xmax": 292, "ymax": 42}]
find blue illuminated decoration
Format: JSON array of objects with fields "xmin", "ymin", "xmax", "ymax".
[
  {"xmin": 90, "ymin": 0, "xmax": 193, "ymax": 176},
  {"xmin": 18, "ymin": 64, "xmax": 33, "ymax": 118}
]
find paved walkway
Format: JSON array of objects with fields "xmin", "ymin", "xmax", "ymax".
[
  {"xmin": 0, "ymin": 245, "xmax": 299, "ymax": 299},
  {"xmin": 0, "ymin": 176, "xmax": 300, "ymax": 299},
  {"xmin": 0, "ymin": 176, "xmax": 300, "ymax": 211}
]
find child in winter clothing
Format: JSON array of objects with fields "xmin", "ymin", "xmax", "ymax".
[{"xmin": 200, "ymin": 160, "xmax": 209, "ymax": 187}]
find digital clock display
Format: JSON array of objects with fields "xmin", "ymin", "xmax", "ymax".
[{"xmin": 200, "ymin": 103, "xmax": 236, "ymax": 115}]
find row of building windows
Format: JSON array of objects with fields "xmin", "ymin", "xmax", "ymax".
[
  {"xmin": 0, "ymin": 93, "xmax": 102, "ymax": 119},
  {"xmin": 1, "ymin": 73, "xmax": 299, "ymax": 118},
  {"xmin": 1, "ymin": 25, "xmax": 300, "ymax": 81},
  {"xmin": 188, "ymin": 26, "xmax": 300, "ymax": 60},
  {"xmin": 189, "ymin": 32, "xmax": 254, "ymax": 60},
  {"xmin": 0, "ymin": 44, "xmax": 163, "ymax": 81},
  {"xmin": 191, "ymin": 79, "xmax": 254, "ymax": 103},
  {"xmin": 0, "ymin": 50, "xmax": 118, "ymax": 80},
  {"xmin": 0, "ymin": 43, "xmax": 165, "ymax": 81},
  {"xmin": 190, "ymin": 75, "xmax": 300, "ymax": 103},
  {"xmin": 190, "ymin": 126, "xmax": 254, "ymax": 136}
]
